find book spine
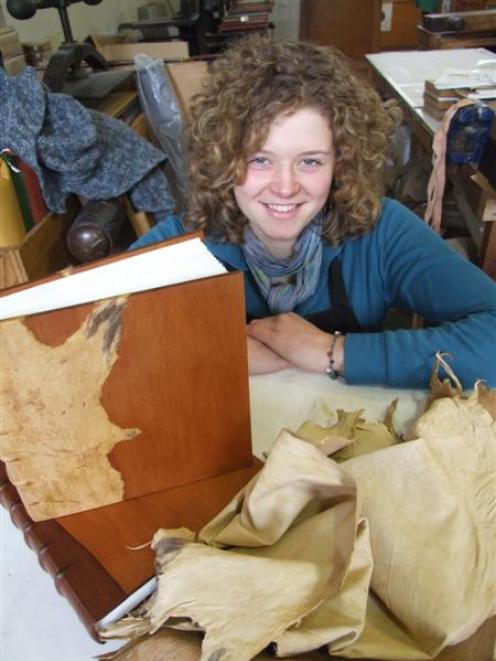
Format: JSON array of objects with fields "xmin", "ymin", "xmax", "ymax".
[
  {"xmin": 224, "ymin": 10, "xmax": 270, "ymax": 19},
  {"xmin": 220, "ymin": 20, "xmax": 269, "ymax": 32},
  {"xmin": 227, "ymin": 2, "xmax": 273, "ymax": 13},
  {"xmin": 0, "ymin": 461, "xmax": 126, "ymax": 642},
  {"xmin": 16, "ymin": 159, "xmax": 49, "ymax": 224},
  {"xmin": 0, "ymin": 152, "xmax": 34, "ymax": 232}
]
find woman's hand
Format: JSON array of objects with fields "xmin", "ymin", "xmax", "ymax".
[
  {"xmin": 247, "ymin": 335, "xmax": 289, "ymax": 375},
  {"xmin": 248, "ymin": 312, "xmax": 345, "ymax": 374}
]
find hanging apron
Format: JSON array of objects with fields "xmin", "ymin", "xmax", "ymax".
[{"xmin": 305, "ymin": 259, "xmax": 362, "ymax": 334}]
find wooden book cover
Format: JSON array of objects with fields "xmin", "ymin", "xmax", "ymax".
[
  {"xmin": 0, "ymin": 233, "xmax": 258, "ymax": 640},
  {"xmin": 0, "ymin": 234, "xmax": 252, "ymax": 522}
]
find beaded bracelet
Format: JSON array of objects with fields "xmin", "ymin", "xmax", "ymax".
[{"xmin": 325, "ymin": 330, "xmax": 342, "ymax": 380}]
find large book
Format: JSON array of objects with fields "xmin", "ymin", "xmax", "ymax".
[{"xmin": 0, "ymin": 234, "xmax": 259, "ymax": 640}]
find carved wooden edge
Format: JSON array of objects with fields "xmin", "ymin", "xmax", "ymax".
[
  {"xmin": 0, "ymin": 248, "xmax": 29, "ymax": 290},
  {"xmin": 0, "ymin": 461, "xmax": 126, "ymax": 642}
]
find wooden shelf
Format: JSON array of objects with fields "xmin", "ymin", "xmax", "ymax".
[{"xmin": 0, "ymin": 197, "xmax": 78, "ymax": 290}]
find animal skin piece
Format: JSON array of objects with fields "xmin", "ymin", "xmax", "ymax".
[
  {"xmin": 101, "ymin": 360, "xmax": 496, "ymax": 660},
  {"xmin": 0, "ymin": 298, "xmax": 139, "ymax": 521}
]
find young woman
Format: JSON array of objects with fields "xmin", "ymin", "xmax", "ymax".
[{"xmin": 132, "ymin": 36, "xmax": 496, "ymax": 389}]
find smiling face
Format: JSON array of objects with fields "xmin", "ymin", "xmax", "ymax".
[{"xmin": 234, "ymin": 107, "xmax": 334, "ymax": 259}]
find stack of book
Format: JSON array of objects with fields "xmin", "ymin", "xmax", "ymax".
[
  {"xmin": 423, "ymin": 71, "xmax": 496, "ymax": 120},
  {"xmin": 220, "ymin": 0, "xmax": 274, "ymax": 33}
]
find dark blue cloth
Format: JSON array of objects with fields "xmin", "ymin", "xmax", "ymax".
[{"xmin": 0, "ymin": 66, "xmax": 174, "ymax": 213}]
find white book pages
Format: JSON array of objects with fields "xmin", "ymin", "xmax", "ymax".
[
  {"xmin": 467, "ymin": 89, "xmax": 496, "ymax": 100},
  {"xmin": 96, "ymin": 577, "xmax": 157, "ymax": 631},
  {"xmin": 0, "ymin": 238, "xmax": 227, "ymax": 321},
  {"xmin": 434, "ymin": 67, "xmax": 496, "ymax": 90}
]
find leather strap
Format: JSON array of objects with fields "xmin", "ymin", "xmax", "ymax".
[{"xmin": 424, "ymin": 98, "xmax": 475, "ymax": 233}]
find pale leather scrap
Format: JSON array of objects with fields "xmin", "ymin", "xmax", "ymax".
[
  {"xmin": 296, "ymin": 400, "xmax": 399, "ymax": 461},
  {"xmin": 101, "ymin": 430, "xmax": 363, "ymax": 661},
  {"xmin": 337, "ymin": 591, "xmax": 435, "ymax": 661},
  {"xmin": 0, "ymin": 298, "xmax": 140, "ymax": 521},
  {"xmin": 199, "ymin": 429, "xmax": 357, "ymax": 549},
  {"xmin": 274, "ymin": 516, "xmax": 373, "ymax": 656},
  {"xmin": 476, "ymin": 381, "xmax": 496, "ymax": 420},
  {"xmin": 342, "ymin": 392, "xmax": 496, "ymax": 658},
  {"xmin": 148, "ymin": 536, "xmax": 328, "ymax": 660}
]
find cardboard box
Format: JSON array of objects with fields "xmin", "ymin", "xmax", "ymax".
[
  {"xmin": 166, "ymin": 60, "xmax": 209, "ymax": 118},
  {"xmin": 97, "ymin": 41, "xmax": 189, "ymax": 64},
  {"xmin": 0, "ymin": 28, "xmax": 22, "ymax": 58},
  {"xmin": 89, "ymin": 32, "xmax": 140, "ymax": 50}
]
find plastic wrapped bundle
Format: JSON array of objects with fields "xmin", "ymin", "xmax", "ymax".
[{"xmin": 135, "ymin": 54, "xmax": 189, "ymax": 211}]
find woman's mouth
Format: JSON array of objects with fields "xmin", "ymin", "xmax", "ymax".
[
  {"xmin": 266, "ymin": 203, "xmax": 298, "ymax": 213},
  {"xmin": 262, "ymin": 202, "xmax": 302, "ymax": 218}
]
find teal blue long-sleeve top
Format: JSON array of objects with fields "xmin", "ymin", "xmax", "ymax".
[{"xmin": 131, "ymin": 198, "xmax": 496, "ymax": 389}]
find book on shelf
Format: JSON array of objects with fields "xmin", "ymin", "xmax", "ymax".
[
  {"xmin": 0, "ymin": 234, "xmax": 259, "ymax": 640},
  {"xmin": 0, "ymin": 150, "xmax": 34, "ymax": 232},
  {"xmin": 223, "ymin": 10, "xmax": 270, "ymax": 20},
  {"xmin": 226, "ymin": 0, "xmax": 274, "ymax": 13},
  {"xmin": 16, "ymin": 157, "xmax": 49, "ymax": 224},
  {"xmin": 0, "ymin": 156, "xmax": 26, "ymax": 247},
  {"xmin": 2, "ymin": 150, "xmax": 50, "ymax": 227}
]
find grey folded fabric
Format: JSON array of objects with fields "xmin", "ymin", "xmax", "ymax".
[{"xmin": 0, "ymin": 66, "xmax": 175, "ymax": 213}]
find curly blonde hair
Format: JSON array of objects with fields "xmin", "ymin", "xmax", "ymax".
[{"xmin": 186, "ymin": 35, "xmax": 401, "ymax": 245}]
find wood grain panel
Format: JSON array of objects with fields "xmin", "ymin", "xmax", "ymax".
[{"xmin": 299, "ymin": 0, "xmax": 382, "ymax": 59}]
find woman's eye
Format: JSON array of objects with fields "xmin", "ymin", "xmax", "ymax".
[
  {"xmin": 300, "ymin": 158, "xmax": 322, "ymax": 169},
  {"xmin": 248, "ymin": 156, "xmax": 270, "ymax": 168}
]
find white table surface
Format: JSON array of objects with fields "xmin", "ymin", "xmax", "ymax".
[
  {"xmin": 366, "ymin": 48, "xmax": 496, "ymax": 135},
  {"xmin": 1, "ymin": 371, "xmax": 426, "ymax": 661}
]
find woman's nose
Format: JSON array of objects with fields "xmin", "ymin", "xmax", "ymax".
[{"xmin": 269, "ymin": 165, "xmax": 300, "ymax": 198}]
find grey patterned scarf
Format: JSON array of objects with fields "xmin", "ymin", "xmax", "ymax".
[{"xmin": 242, "ymin": 215, "xmax": 323, "ymax": 313}]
